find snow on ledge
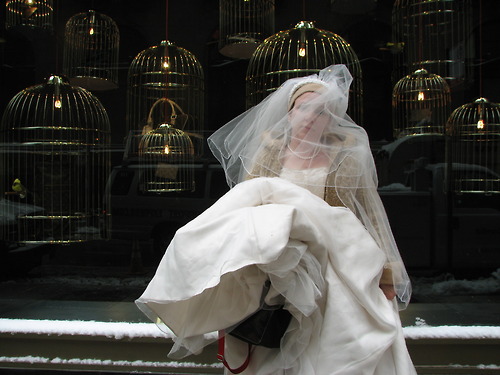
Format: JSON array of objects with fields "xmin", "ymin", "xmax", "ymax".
[
  {"xmin": 0, "ymin": 318, "xmax": 172, "ymax": 340},
  {"xmin": 1, "ymin": 318, "xmax": 499, "ymax": 341},
  {"xmin": 403, "ymin": 325, "xmax": 500, "ymax": 340},
  {"xmin": 0, "ymin": 355, "xmax": 223, "ymax": 369}
]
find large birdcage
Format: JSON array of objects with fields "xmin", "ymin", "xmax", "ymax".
[
  {"xmin": 392, "ymin": 0, "xmax": 472, "ymax": 89},
  {"xmin": 127, "ymin": 40, "xmax": 204, "ymax": 156},
  {"xmin": 0, "ymin": 75, "xmax": 111, "ymax": 244},
  {"xmin": 63, "ymin": 10, "xmax": 120, "ymax": 91},
  {"xmin": 246, "ymin": 21, "xmax": 363, "ymax": 124},
  {"xmin": 446, "ymin": 98, "xmax": 500, "ymax": 194},
  {"xmin": 5, "ymin": 0, "xmax": 53, "ymax": 30},
  {"xmin": 392, "ymin": 68, "xmax": 451, "ymax": 139},
  {"xmin": 219, "ymin": 0, "xmax": 275, "ymax": 59},
  {"xmin": 138, "ymin": 98, "xmax": 195, "ymax": 193}
]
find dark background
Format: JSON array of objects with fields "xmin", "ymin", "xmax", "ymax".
[
  {"xmin": 1, "ymin": 1, "xmax": 499, "ymax": 280},
  {"xmin": 1, "ymin": 0, "xmax": 499, "ymax": 146}
]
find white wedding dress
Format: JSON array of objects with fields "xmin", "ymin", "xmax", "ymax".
[{"xmin": 136, "ymin": 177, "xmax": 417, "ymax": 375}]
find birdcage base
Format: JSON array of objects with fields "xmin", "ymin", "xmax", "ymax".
[
  {"xmin": 219, "ymin": 41, "xmax": 260, "ymax": 59},
  {"xmin": 15, "ymin": 214, "xmax": 106, "ymax": 244},
  {"xmin": 70, "ymin": 76, "xmax": 118, "ymax": 91},
  {"xmin": 454, "ymin": 179, "xmax": 500, "ymax": 195},
  {"xmin": 398, "ymin": 125, "xmax": 444, "ymax": 138},
  {"xmin": 142, "ymin": 181, "xmax": 195, "ymax": 193}
]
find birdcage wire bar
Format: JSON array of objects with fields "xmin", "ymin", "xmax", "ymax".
[
  {"xmin": 63, "ymin": 10, "xmax": 120, "ymax": 91},
  {"xmin": 127, "ymin": 40, "xmax": 204, "ymax": 156},
  {"xmin": 139, "ymin": 124, "xmax": 195, "ymax": 193},
  {"xmin": 0, "ymin": 75, "xmax": 111, "ymax": 244},
  {"xmin": 5, "ymin": 0, "xmax": 54, "ymax": 30},
  {"xmin": 246, "ymin": 21, "xmax": 363, "ymax": 125},
  {"xmin": 392, "ymin": 68, "xmax": 451, "ymax": 139},
  {"xmin": 219, "ymin": 0, "xmax": 275, "ymax": 59},
  {"xmin": 392, "ymin": 0, "xmax": 472, "ymax": 89},
  {"xmin": 446, "ymin": 98, "xmax": 500, "ymax": 194}
]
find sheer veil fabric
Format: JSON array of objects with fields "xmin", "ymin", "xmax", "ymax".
[{"xmin": 208, "ymin": 64, "xmax": 411, "ymax": 306}]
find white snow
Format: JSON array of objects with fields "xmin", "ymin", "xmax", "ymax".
[
  {"xmin": 0, "ymin": 318, "xmax": 172, "ymax": 339},
  {"xmin": 404, "ymin": 324, "xmax": 500, "ymax": 340},
  {"xmin": 1, "ymin": 317, "xmax": 499, "ymax": 341},
  {"xmin": 0, "ymin": 355, "xmax": 223, "ymax": 369}
]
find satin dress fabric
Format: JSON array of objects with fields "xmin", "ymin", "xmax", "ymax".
[{"xmin": 136, "ymin": 177, "xmax": 416, "ymax": 375}]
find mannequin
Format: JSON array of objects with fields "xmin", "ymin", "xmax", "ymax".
[{"xmin": 136, "ymin": 65, "xmax": 416, "ymax": 374}]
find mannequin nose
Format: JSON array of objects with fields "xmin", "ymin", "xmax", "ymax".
[{"xmin": 304, "ymin": 110, "xmax": 319, "ymax": 121}]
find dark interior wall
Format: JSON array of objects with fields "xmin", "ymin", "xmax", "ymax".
[{"xmin": 1, "ymin": 0, "xmax": 499, "ymax": 146}]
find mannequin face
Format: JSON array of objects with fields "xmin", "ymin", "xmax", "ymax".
[{"xmin": 289, "ymin": 91, "xmax": 330, "ymax": 144}]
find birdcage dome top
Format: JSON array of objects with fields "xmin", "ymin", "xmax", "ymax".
[
  {"xmin": 129, "ymin": 40, "xmax": 203, "ymax": 76},
  {"xmin": 68, "ymin": 9, "xmax": 116, "ymax": 24},
  {"xmin": 139, "ymin": 123, "xmax": 194, "ymax": 159},
  {"xmin": 446, "ymin": 97, "xmax": 500, "ymax": 139},
  {"xmin": 1, "ymin": 74, "xmax": 110, "ymax": 146},
  {"xmin": 295, "ymin": 20, "xmax": 315, "ymax": 29},
  {"xmin": 246, "ymin": 20, "xmax": 362, "ymax": 121},
  {"xmin": 393, "ymin": 68, "xmax": 451, "ymax": 101},
  {"xmin": 259, "ymin": 20, "xmax": 354, "ymax": 48}
]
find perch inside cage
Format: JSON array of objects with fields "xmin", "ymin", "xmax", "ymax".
[
  {"xmin": 446, "ymin": 98, "xmax": 500, "ymax": 195},
  {"xmin": 246, "ymin": 20, "xmax": 363, "ymax": 124},
  {"xmin": 127, "ymin": 40, "xmax": 204, "ymax": 156},
  {"xmin": 0, "ymin": 75, "xmax": 111, "ymax": 244},
  {"xmin": 392, "ymin": 68, "xmax": 451, "ymax": 139},
  {"xmin": 391, "ymin": 0, "xmax": 472, "ymax": 88},
  {"xmin": 138, "ymin": 98, "xmax": 195, "ymax": 193},
  {"xmin": 63, "ymin": 10, "xmax": 120, "ymax": 91},
  {"xmin": 5, "ymin": 0, "xmax": 54, "ymax": 30},
  {"xmin": 219, "ymin": 0, "xmax": 275, "ymax": 59}
]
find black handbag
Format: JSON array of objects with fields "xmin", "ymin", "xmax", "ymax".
[
  {"xmin": 218, "ymin": 280, "xmax": 292, "ymax": 373},
  {"xmin": 228, "ymin": 280, "xmax": 292, "ymax": 348}
]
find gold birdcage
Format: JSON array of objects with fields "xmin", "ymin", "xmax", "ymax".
[
  {"xmin": 127, "ymin": 40, "xmax": 204, "ymax": 156},
  {"xmin": 246, "ymin": 20, "xmax": 363, "ymax": 124},
  {"xmin": 392, "ymin": 68, "xmax": 451, "ymax": 139},
  {"xmin": 5, "ymin": 0, "xmax": 53, "ymax": 30},
  {"xmin": 0, "ymin": 75, "xmax": 111, "ymax": 244},
  {"xmin": 446, "ymin": 98, "xmax": 500, "ymax": 194},
  {"xmin": 138, "ymin": 98, "xmax": 195, "ymax": 193},
  {"xmin": 219, "ymin": 0, "xmax": 275, "ymax": 59},
  {"xmin": 63, "ymin": 10, "xmax": 120, "ymax": 91},
  {"xmin": 392, "ymin": 0, "xmax": 472, "ymax": 89}
]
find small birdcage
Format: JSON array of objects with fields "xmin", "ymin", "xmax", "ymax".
[
  {"xmin": 392, "ymin": 68, "xmax": 451, "ymax": 139},
  {"xmin": 63, "ymin": 10, "xmax": 120, "ymax": 91},
  {"xmin": 392, "ymin": 0, "xmax": 472, "ymax": 89},
  {"xmin": 446, "ymin": 98, "xmax": 500, "ymax": 195},
  {"xmin": 127, "ymin": 40, "xmax": 204, "ymax": 156},
  {"xmin": 138, "ymin": 98, "xmax": 195, "ymax": 193},
  {"xmin": 0, "ymin": 75, "xmax": 111, "ymax": 244},
  {"xmin": 219, "ymin": 0, "xmax": 275, "ymax": 59},
  {"xmin": 246, "ymin": 20, "xmax": 363, "ymax": 124},
  {"xmin": 5, "ymin": 0, "xmax": 53, "ymax": 30}
]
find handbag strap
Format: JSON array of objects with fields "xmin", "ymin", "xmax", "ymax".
[
  {"xmin": 217, "ymin": 330, "xmax": 252, "ymax": 374},
  {"xmin": 217, "ymin": 280, "xmax": 271, "ymax": 372},
  {"xmin": 146, "ymin": 97, "xmax": 188, "ymax": 130}
]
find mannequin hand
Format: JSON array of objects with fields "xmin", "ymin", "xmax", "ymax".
[{"xmin": 380, "ymin": 284, "xmax": 397, "ymax": 300}]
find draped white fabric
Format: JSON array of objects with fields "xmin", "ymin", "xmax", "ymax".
[{"xmin": 136, "ymin": 177, "xmax": 416, "ymax": 374}]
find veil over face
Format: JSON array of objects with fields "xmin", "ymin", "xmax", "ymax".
[
  {"xmin": 208, "ymin": 64, "xmax": 370, "ymax": 188},
  {"xmin": 208, "ymin": 64, "xmax": 412, "ymax": 307}
]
